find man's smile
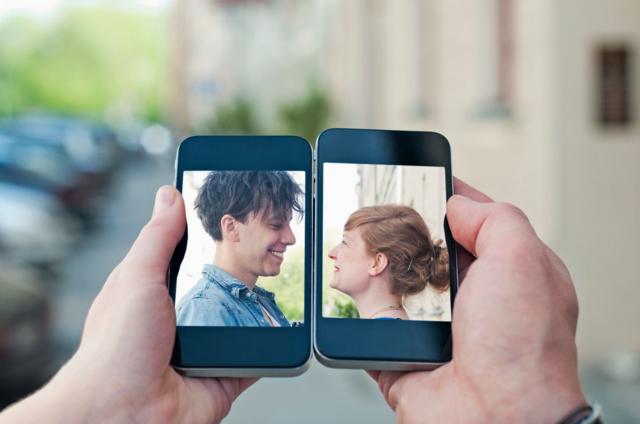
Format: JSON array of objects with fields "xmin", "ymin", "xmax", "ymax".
[{"xmin": 269, "ymin": 250, "xmax": 285, "ymax": 259}]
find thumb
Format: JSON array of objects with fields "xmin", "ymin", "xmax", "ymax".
[
  {"xmin": 122, "ymin": 185, "xmax": 186, "ymax": 283},
  {"xmin": 446, "ymin": 194, "xmax": 536, "ymax": 258}
]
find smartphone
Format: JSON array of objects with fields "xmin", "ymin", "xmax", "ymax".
[
  {"xmin": 169, "ymin": 136, "xmax": 313, "ymax": 377},
  {"xmin": 314, "ymin": 128, "xmax": 458, "ymax": 370}
]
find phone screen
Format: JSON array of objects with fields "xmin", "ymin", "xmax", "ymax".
[
  {"xmin": 175, "ymin": 170, "xmax": 306, "ymax": 327},
  {"xmin": 322, "ymin": 163, "xmax": 451, "ymax": 322}
]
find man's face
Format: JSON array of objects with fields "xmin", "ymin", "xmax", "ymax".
[{"xmin": 234, "ymin": 210, "xmax": 296, "ymax": 279}]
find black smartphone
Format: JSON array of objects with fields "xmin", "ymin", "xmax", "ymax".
[
  {"xmin": 169, "ymin": 135, "xmax": 313, "ymax": 377},
  {"xmin": 314, "ymin": 128, "xmax": 458, "ymax": 370}
]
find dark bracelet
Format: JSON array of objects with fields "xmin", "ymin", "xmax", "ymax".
[{"xmin": 558, "ymin": 403, "xmax": 603, "ymax": 424}]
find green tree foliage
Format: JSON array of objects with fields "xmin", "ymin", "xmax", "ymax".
[
  {"xmin": 0, "ymin": 7, "xmax": 166, "ymax": 121},
  {"xmin": 205, "ymin": 97, "xmax": 262, "ymax": 134},
  {"xmin": 278, "ymin": 84, "xmax": 330, "ymax": 147},
  {"xmin": 259, "ymin": 246, "xmax": 304, "ymax": 322},
  {"xmin": 331, "ymin": 300, "xmax": 359, "ymax": 319}
]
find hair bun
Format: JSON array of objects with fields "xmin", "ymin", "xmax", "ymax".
[{"xmin": 428, "ymin": 240, "xmax": 449, "ymax": 291}]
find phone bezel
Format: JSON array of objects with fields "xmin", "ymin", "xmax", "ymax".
[
  {"xmin": 170, "ymin": 136, "xmax": 313, "ymax": 373},
  {"xmin": 314, "ymin": 128, "xmax": 458, "ymax": 367}
]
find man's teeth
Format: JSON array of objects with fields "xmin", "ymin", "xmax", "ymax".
[{"xmin": 270, "ymin": 250, "xmax": 284, "ymax": 258}]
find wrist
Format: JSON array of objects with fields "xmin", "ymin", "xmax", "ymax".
[
  {"xmin": 46, "ymin": 358, "xmax": 125, "ymax": 422},
  {"xmin": 57, "ymin": 352, "xmax": 184, "ymax": 423},
  {"xmin": 496, "ymin": 366, "xmax": 586, "ymax": 423},
  {"xmin": 57, "ymin": 353, "xmax": 149, "ymax": 422},
  {"xmin": 502, "ymin": 385, "xmax": 586, "ymax": 423},
  {"xmin": 0, "ymin": 358, "xmax": 99, "ymax": 423},
  {"xmin": 10, "ymin": 355, "xmax": 135, "ymax": 423}
]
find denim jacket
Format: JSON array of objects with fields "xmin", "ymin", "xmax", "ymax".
[{"xmin": 176, "ymin": 264, "xmax": 290, "ymax": 327}]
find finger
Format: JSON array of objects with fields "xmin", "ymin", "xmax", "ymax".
[
  {"xmin": 218, "ymin": 377, "xmax": 258, "ymax": 398},
  {"xmin": 236, "ymin": 377, "xmax": 258, "ymax": 394},
  {"xmin": 122, "ymin": 186, "xmax": 186, "ymax": 282},
  {"xmin": 198, "ymin": 377, "xmax": 258, "ymax": 423},
  {"xmin": 447, "ymin": 195, "xmax": 536, "ymax": 257},
  {"xmin": 366, "ymin": 370, "xmax": 381, "ymax": 381},
  {"xmin": 453, "ymin": 177, "xmax": 493, "ymax": 202},
  {"xmin": 372, "ymin": 371, "xmax": 405, "ymax": 408},
  {"xmin": 449, "ymin": 178, "xmax": 491, "ymax": 272}
]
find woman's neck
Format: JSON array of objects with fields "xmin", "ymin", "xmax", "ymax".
[{"xmin": 351, "ymin": 277, "xmax": 407, "ymax": 319}]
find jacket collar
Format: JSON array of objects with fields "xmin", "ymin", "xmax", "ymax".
[{"xmin": 202, "ymin": 264, "xmax": 276, "ymax": 300}]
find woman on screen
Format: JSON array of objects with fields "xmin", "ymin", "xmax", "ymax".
[{"xmin": 327, "ymin": 205, "xmax": 449, "ymax": 320}]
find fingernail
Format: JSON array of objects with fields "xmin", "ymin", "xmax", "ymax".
[
  {"xmin": 447, "ymin": 194, "xmax": 474, "ymax": 208},
  {"xmin": 449, "ymin": 194, "xmax": 468, "ymax": 202},
  {"xmin": 153, "ymin": 186, "xmax": 176, "ymax": 216}
]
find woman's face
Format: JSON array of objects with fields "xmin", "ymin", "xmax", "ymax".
[{"xmin": 327, "ymin": 227, "xmax": 373, "ymax": 296}]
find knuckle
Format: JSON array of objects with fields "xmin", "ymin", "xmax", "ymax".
[
  {"xmin": 377, "ymin": 371, "xmax": 402, "ymax": 410},
  {"xmin": 564, "ymin": 281, "xmax": 580, "ymax": 319},
  {"xmin": 139, "ymin": 215, "xmax": 181, "ymax": 247},
  {"xmin": 487, "ymin": 202, "xmax": 540, "ymax": 258},
  {"xmin": 143, "ymin": 216, "xmax": 165, "ymax": 233},
  {"xmin": 492, "ymin": 202, "xmax": 529, "ymax": 222},
  {"xmin": 570, "ymin": 294, "xmax": 580, "ymax": 320},
  {"xmin": 386, "ymin": 379, "xmax": 404, "ymax": 412},
  {"xmin": 388, "ymin": 374, "xmax": 412, "ymax": 412}
]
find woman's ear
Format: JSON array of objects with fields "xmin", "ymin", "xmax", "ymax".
[
  {"xmin": 220, "ymin": 214, "xmax": 240, "ymax": 242},
  {"xmin": 369, "ymin": 252, "xmax": 389, "ymax": 276}
]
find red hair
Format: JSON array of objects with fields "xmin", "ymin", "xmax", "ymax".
[{"xmin": 344, "ymin": 205, "xmax": 449, "ymax": 295}]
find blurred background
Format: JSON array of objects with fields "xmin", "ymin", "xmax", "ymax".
[{"xmin": 0, "ymin": 0, "xmax": 638, "ymax": 422}]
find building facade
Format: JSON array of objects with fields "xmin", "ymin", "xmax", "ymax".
[
  {"xmin": 169, "ymin": 0, "xmax": 640, "ymax": 362},
  {"xmin": 324, "ymin": 0, "xmax": 640, "ymax": 362}
]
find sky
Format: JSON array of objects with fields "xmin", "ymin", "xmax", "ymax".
[
  {"xmin": 0, "ymin": 0, "xmax": 171, "ymax": 21},
  {"xmin": 323, "ymin": 163, "xmax": 359, "ymax": 234}
]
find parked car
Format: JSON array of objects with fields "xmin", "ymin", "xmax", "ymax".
[
  {"xmin": 0, "ymin": 131, "xmax": 102, "ymax": 221},
  {"xmin": 0, "ymin": 181, "xmax": 79, "ymax": 268},
  {"xmin": 112, "ymin": 121, "xmax": 149, "ymax": 157},
  {"xmin": 1, "ymin": 114, "xmax": 122, "ymax": 185},
  {"xmin": 0, "ymin": 260, "xmax": 55, "ymax": 408}
]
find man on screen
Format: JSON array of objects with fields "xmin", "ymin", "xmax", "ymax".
[{"xmin": 176, "ymin": 171, "xmax": 303, "ymax": 327}]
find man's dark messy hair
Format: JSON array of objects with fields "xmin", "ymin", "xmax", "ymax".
[{"xmin": 195, "ymin": 171, "xmax": 304, "ymax": 241}]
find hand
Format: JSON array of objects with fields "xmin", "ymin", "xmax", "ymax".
[
  {"xmin": 2, "ymin": 186, "xmax": 254, "ymax": 424},
  {"xmin": 369, "ymin": 179, "xmax": 586, "ymax": 423}
]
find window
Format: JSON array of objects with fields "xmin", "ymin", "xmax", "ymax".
[
  {"xmin": 598, "ymin": 46, "xmax": 633, "ymax": 126},
  {"xmin": 475, "ymin": 0, "xmax": 514, "ymax": 118},
  {"xmin": 496, "ymin": 0, "xmax": 514, "ymax": 107}
]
